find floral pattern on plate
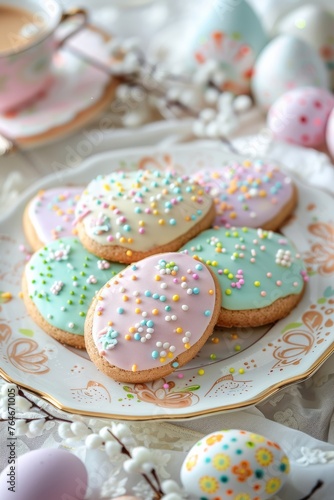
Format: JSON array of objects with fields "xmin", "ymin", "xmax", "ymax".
[
  {"xmin": 304, "ymin": 222, "xmax": 334, "ymax": 276},
  {"xmin": 123, "ymin": 379, "xmax": 200, "ymax": 409}
]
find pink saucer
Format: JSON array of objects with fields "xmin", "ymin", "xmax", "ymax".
[{"xmin": 0, "ymin": 26, "xmax": 116, "ymax": 147}]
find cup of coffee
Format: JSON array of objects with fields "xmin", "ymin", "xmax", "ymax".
[{"xmin": 0, "ymin": 0, "xmax": 87, "ymax": 114}]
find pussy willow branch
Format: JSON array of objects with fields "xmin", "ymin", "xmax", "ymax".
[
  {"xmin": 17, "ymin": 388, "xmax": 74, "ymax": 423},
  {"xmin": 1, "ymin": 384, "xmax": 164, "ymax": 499},
  {"xmin": 0, "ymin": 387, "xmax": 72, "ymax": 424},
  {"xmin": 1, "ymin": 386, "xmax": 324, "ymax": 500},
  {"xmin": 107, "ymin": 429, "xmax": 163, "ymax": 499},
  {"xmin": 299, "ymin": 480, "xmax": 324, "ymax": 500}
]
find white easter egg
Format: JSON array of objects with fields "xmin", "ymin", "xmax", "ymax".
[
  {"xmin": 186, "ymin": 0, "xmax": 267, "ymax": 94},
  {"xmin": 276, "ymin": 4, "xmax": 334, "ymax": 87},
  {"xmin": 248, "ymin": 0, "xmax": 303, "ymax": 33},
  {"xmin": 252, "ymin": 35, "xmax": 329, "ymax": 110},
  {"xmin": 0, "ymin": 448, "xmax": 87, "ymax": 500},
  {"xmin": 181, "ymin": 429, "xmax": 290, "ymax": 500},
  {"xmin": 268, "ymin": 86, "xmax": 334, "ymax": 147}
]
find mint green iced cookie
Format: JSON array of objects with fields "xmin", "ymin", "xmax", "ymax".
[
  {"xmin": 180, "ymin": 227, "xmax": 308, "ymax": 327},
  {"xmin": 23, "ymin": 237, "xmax": 125, "ymax": 348}
]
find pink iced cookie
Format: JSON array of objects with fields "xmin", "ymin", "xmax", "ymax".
[
  {"xmin": 85, "ymin": 252, "xmax": 221, "ymax": 383},
  {"xmin": 24, "ymin": 187, "xmax": 83, "ymax": 251},
  {"xmin": 268, "ymin": 86, "xmax": 334, "ymax": 147},
  {"xmin": 191, "ymin": 159, "xmax": 296, "ymax": 230}
]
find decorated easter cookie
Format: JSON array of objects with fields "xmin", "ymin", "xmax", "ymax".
[
  {"xmin": 191, "ymin": 159, "xmax": 297, "ymax": 230},
  {"xmin": 23, "ymin": 187, "xmax": 83, "ymax": 251},
  {"xmin": 180, "ymin": 429, "xmax": 290, "ymax": 500},
  {"xmin": 22, "ymin": 237, "xmax": 125, "ymax": 348},
  {"xmin": 180, "ymin": 227, "xmax": 308, "ymax": 327},
  {"xmin": 74, "ymin": 169, "xmax": 215, "ymax": 263},
  {"xmin": 85, "ymin": 252, "xmax": 221, "ymax": 383}
]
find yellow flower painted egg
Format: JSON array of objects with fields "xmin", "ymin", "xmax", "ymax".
[{"xmin": 180, "ymin": 429, "xmax": 290, "ymax": 500}]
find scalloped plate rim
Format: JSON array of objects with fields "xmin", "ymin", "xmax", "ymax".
[{"xmin": 0, "ymin": 141, "xmax": 333, "ymax": 421}]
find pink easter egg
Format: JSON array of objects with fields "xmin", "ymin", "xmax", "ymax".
[
  {"xmin": 0, "ymin": 448, "xmax": 88, "ymax": 500},
  {"xmin": 326, "ymin": 106, "xmax": 334, "ymax": 158},
  {"xmin": 268, "ymin": 86, "xmax": 334, "ymax": 147}
]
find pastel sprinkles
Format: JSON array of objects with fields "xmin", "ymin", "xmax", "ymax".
[
  {"xmin": 23, "ymin": 237, "xmax": 125, "ymax": 348},
  {"xmin": 24, "ymin": 187, "xmax": 83, "ymax": 251},
  {"xmin": 74, "ymin": 169, "xmax": 215, "ymax": 263},
  {"xmin": 180, "ymin": 227, "xmax": 308, "ymax": 327},
  {"xmin": 21, "ymin": 162, "xmax": 308, "ymax": 380},
  {"xmin": 191, "ymin": 159, "xmax": 296, "ymax": 230},
  {"xmin": 85, "ymin": 252, "xmax": 221, "ymax": 382}
]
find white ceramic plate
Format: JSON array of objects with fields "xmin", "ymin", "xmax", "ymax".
[{"xmin": 1, "ymin": 144, "xmax": 333, "ymax": 421}]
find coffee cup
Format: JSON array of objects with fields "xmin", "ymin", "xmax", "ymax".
[{"xmin": 0, "ymin": 0, "xmax": 87, "ymax": 114}]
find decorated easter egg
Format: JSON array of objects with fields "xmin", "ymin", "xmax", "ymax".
[
  {"xmin": 252, "ymin": 35, "xmax": 329, "ymax": 110},
  {"xmin": 268, "ymin": 86, "xmax": 334, "ymax": 147},
  {"xmin": 187, "ymin": 0, "xmax": 267, "ymax": 93},
  {"xmin": 275, "ymin": 4, "xmax": 334, "ymax": 88},
  {"xmin": 180, "ymin": 429, "xmax": 290, "ymax": 500},
  {"xmin": 326, "ymin": 106, "xmax": 334, "ymax": 158},
  {"xmin": 0, "ymin": 448, "xmax": 87, "ymax": 500}
]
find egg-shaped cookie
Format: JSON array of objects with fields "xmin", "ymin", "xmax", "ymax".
[
  {"xmin": 180, "ymin": 227, "xmax": 308, "ymax": 327},
  {"xmin": 191, "ymin": 158, "xmax": 297, "ymax": 230},
  {"xmin": 74, "ymin": 169, "xmax": 215, "ymax": 263},
  {"xmin": 22, "ymin": 237, "xmax": 125, "ymax": 348},
  {"xmin": 84, "ymin": 252, "xmax": 221, "ymax": 382},
  {"xmin": 23, "ymin": 187, "xmax": 83, "ymax": 251}
]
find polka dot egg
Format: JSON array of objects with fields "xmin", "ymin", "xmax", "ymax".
[
  {"xmin": 268, "ymin": 86, "xmax": 334, "ymax": 147},
  {"xmin": 180, "ymin": 429, "xmax": 290, "ymax": 500}
]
